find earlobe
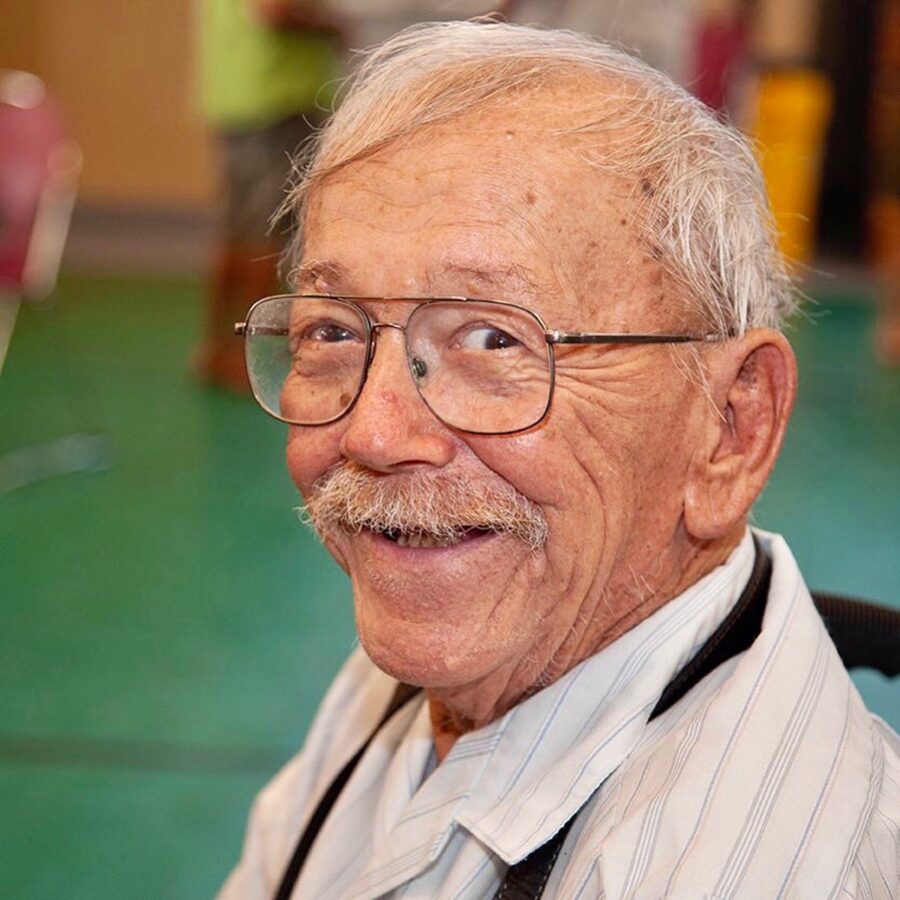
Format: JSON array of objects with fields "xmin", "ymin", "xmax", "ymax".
[{"xmin": 684, "ymin": 330, "xmax": 797, "ymax": 540}]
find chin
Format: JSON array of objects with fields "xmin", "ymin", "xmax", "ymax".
[{"xmin": 356, "ymin": 621, "xmax": 498, "ymax": 690}]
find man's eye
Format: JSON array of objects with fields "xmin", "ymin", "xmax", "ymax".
[
  {"xmin": 457, "ymin": 326, "xmax": 522, "ymax": 351},
  {"xmin": 305, "ymin": 322, "xmax": 360, "ymax": 343}
]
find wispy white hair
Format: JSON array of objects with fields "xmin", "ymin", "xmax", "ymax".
[{"xmin": 283, "ymin": 21, "xmax": 796, "ymax": 335}]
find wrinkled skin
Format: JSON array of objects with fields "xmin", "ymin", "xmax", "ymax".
[{"xmin": 285, "ymin": 96, "xmax": 796, "ymax": 757}]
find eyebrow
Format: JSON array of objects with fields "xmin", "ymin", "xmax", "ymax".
[
  {"xmin": 292, "ymin": 260, "xmax": 349, "ymax": 291},
  {"xmin": 291, "ymin": 260, "xmax": 542, "ymax": 298},
  {"xmin": 426, "ymin": 262, "xmax": 542, "ymax": 298}
]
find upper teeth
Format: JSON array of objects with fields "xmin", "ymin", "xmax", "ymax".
[{"xmin": 394, "ymin": 531, "xmax": 458, "ymax": 548}]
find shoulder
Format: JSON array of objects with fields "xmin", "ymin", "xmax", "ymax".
[{"xmin": 837, "ymin": 718, "xmax": 899, "ymax": 900}]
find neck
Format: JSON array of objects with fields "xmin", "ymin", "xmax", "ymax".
[
  {"xmin": 426, "ymin": 526, "xmax": 744, "ymax": 761},
  {"xmin": 427, "ymin": 696, "xmax": 473, "ymax": 763}
]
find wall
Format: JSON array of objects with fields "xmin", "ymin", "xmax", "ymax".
[{"xmin": 2, "ymin": 0, "xmax": 214, "ymax": 209}]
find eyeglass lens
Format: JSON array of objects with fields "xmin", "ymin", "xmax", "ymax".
[{"xmin": 245, "ymin": 297, "xmax": 553, "ymax": 434}]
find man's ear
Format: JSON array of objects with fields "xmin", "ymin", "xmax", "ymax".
[{"xmin": 683, "ymin": 329, "xmax": 797, "ymax": 540}]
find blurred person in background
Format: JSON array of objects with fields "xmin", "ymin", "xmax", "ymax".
[
  {"xmin": 196, "ymin": 0, "xmax": 344, "ymax": 391},
  {"xmin": 220, "ymin": 21, "xmax": 898, "ymax": 900}
]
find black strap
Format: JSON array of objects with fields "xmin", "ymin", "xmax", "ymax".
[
  {"xmin": 273, "ymin": 682, "xmax": 419, "ymax": 900},
  {"xmin": 649, "ymin": 536, "xmax": 771, "ymax": 720},
  {"xmin": 492, "ymin": 536, "xmax": 772, "ymax": 900},
  {"xmin": 494, "ymin": 816, "xmax": 577, "ymax": 900}
]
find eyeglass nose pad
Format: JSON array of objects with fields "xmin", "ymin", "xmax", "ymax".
[{"xmin": 409, "ymin": 356, "xmax": 427, "ymax": 381}]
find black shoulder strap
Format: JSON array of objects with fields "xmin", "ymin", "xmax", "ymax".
[
  {"xmin": 649, "ymin": 536, "xmax": 771, "ymax": 719},
  {"xmin": 273, "ymin": 682, "xmax": 419, "ymax": 900}
]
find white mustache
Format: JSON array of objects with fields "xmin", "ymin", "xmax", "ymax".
[{"xmin": 300, "ymin": 463, "xmax": 548, "ymax": 549}]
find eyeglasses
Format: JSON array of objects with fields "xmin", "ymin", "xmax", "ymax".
[{"xmin": 235, "ymin": 294, "xmax": 723, "ymax": 435}]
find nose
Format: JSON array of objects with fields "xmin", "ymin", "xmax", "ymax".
[{"xmin": 338, "ymin": 327, "xmax": 457, "ymax": 473}]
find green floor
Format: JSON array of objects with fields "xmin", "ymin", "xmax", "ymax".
[{"xmin": 1, "ymin": 275, "xmax": 897, "ymax": 898}]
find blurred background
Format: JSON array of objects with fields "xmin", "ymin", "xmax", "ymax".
[{"xmin": 1, "ymin": 1, "xmax": 897, "ymax": 897}]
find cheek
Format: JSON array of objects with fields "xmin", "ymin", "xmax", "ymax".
[
  {"xmin": 285, "ymin": 426, "xmax": 342, "ymax": 495},
  {"xmin": 464, "ymin": 391, "xmax": 682, "ymax": 550},
  {"xmin": 463, "ymin": 429, "xmax": 571, "ymax": 508},
  {"xmin": 464, "ymin": 395, "xmax": 638, "ymax": 504},
  {"xmin": 464, "ymin": 421, "xmax": 619, "ymax": 549}
]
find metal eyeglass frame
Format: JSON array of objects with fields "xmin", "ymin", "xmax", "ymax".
[{"xmin": 234, "ymin": 293, "xmax": 727, "ymax": 436}]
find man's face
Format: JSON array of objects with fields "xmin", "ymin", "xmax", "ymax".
[{"xmin": 287, "ymin": 105, "xmax": 707, "ymax": 706}]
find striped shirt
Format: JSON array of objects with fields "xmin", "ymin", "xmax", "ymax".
[{"xmin": 219, "ymin": 530, "xmax": 899, "ymax": 898}]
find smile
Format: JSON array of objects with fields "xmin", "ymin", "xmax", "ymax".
[{"xmin": 370, "ymin": 526, "xmax": 495, "ymax": 549}]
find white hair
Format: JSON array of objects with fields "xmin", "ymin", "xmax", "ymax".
[{"xmin": 283, "ymin": 21, "xmax": 796, "ymax": 335}]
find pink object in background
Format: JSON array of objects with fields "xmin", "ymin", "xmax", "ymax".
[
  {"xmin": 692, "ymin": 11, "xmax": 746, "ymax": 112},
  {"xmin": 0, "ymin": 70, "xmax": 80, "ymax": 297}
]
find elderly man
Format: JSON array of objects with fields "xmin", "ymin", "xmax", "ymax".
[{"xmin": 220, "ymin": 22, "xmax": 898, "ymax": 900}]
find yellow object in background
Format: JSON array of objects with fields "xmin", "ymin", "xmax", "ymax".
[{"xmin": 751, "ymin": 69, "xmax": 832, "ymax": 265}]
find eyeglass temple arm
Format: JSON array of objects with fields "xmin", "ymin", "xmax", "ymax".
[
  {"xmin": 547, "ymin": 331, "xmax": 725, "ymax": 345},
  {"xmin": 232, "ymin": 323, "xmax": 727, "ymax": 343},
  {"xmin": 234, "ymin": 323, "xmax": 288, "ymax": 336}
]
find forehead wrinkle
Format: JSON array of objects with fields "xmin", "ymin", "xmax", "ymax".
[
  {"xmin": 426, "ymin": 262, "xmax": 544, "ymax": 300},
  {"xmin": 320, "ymin": 152, "xmax": 470, "ymax": 221}
]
